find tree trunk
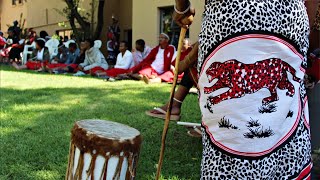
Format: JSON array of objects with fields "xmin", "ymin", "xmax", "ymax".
[
  {"xmin": 93, "ymin": 0, "xmax": 105, "ymax": 40},
  {"xmin": 64, "ymin": 0, "xmax": 91, "ymax": 37},
  {"xmin": 69, "ymin": 12, "xmax": 80, "ymax": 41}
]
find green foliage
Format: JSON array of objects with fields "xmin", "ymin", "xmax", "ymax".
[
  {"xmin": 51, "ymin": 34, "xmax": 61, "ymax": 41},
  {"xmin": 0, "ymin": 66, "xmax": 202, "ymax": 179}
]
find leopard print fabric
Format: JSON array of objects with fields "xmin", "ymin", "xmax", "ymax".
[
  {"xmin": 198, "ymin": 0, "xmax": 309, "ymax": 70},
  {"xmin": 201, "ymin": 118, "xmax": 312, "ymax": 179},
  {"xmin": 313, "ymin": 3, "xmax": 320, "ymax": 31},
  {"xmin": 204, "ymin": 58, "xmax": 300, "ymax": 107},
  {"xmin": 198, "ymin": 0, "xmax": 311, "ymax": 179}
]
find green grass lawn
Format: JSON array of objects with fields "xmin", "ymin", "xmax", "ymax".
[{"xmin": 0, "ymin": 65, "xmax": 202, "ymax": 180}]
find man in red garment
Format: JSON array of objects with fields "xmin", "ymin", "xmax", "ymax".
[
  {"xmin": 128, "ymin": 33, "xmax": 175, "ymax": 80},
  {"xmin": 143, "ymin": 38, "xmax": 193, "ymax": 84}
]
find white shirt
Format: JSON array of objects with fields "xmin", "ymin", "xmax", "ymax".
[
  {"xmin": 133, "ymin": 46, "xmax": 152, "ymax": 66},
  {"xmin": 37, "ymin": 48, "xmax": 44, "ymax": 61},
  {"xmin": 151, "ymin": 47, "xmax": 165, "ymax": 74},
  {"xmin": 115, "ymin": 50, "xmax": 134, "ymax": 69}
]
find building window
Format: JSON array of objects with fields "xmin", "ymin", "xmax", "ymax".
[
  {"xmin": 159, "ymin": 6, "xmax": 189, "ymax": 48},
  {"xmin": 12, "ymin": 0, "xmax": 23, "ymax": 5},
  {"xmin": 56, "ymin": 29, "xmax": 74, "ymax": 42}
]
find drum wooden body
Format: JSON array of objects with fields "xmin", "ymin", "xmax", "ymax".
[{"xmin": 66, "ymin": 120, "xmax": 142, "ymax": 180}]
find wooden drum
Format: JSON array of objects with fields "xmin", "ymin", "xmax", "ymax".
[{"xmin": 66, "ymin": 120, "xmax": 142, "ymax": 180}]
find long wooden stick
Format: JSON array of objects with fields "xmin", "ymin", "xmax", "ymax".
[{"xmin": 156, "ymin": 28, "xmax": 187, "ymax": 180}]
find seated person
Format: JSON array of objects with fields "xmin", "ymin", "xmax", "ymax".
[
  {"xmin": 47, "ymin": 42, "xmax": 79, "ymax": 70},
  {"xmin": 49, "ymin": 46, "xmax": 68, "ymax": 65},
  {"xmin": 0, "ymin": 31, "xmax": 6, "ymax": 63},
  {"xmin": 7, "ymin": 27, "xmax": 23, "ymax": 62},
  {"xmin": 48, "ymin": 42, "xmax": 86, "ymax": 74},
  {"xmin": 143, "ymin": 38, "xmax": 193, "ymax": 84},
  {"xmin": 128, "ymin": 33, "xmax": 176, "ymax": 80},
  {"xmin": 96, "ymin": 41, "xmax": 133, "ymax": 77},
  {"xmin": 7, "ymin": 28, "xmax": 19, "ymax": 44},
  {"xmin": 25, "ymin": 28, "xmax": 37, "ymax": 45},
  {"xmin": 76, "ymin": 39, "xmax": 109, "ymax": 76},
  {"xmin": 12, "ymin": 38, "xmax": 50, "ymax": 71},
  {"xmin": 132, "ymin": 39, "xmax": 152, "ymax": 66},
  {"xmin": 0, "ymin": 31, "xmax": 6, "ymax": 50},
  {"xmin": 1, "ymin": 29, "xmax": 19, "ymax": 63},
  {"xmin": 0, "ymin": 39, "xmax": 12, "ymax": 63}
]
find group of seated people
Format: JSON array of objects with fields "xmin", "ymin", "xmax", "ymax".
[
  {"xmin": 7, "ymin": 31, "xmax": 196, "ymax": 86},
  {"xmin": 95, "ymin": 33, "xmax": 194, "ymax": 85},
  {"xmin": 0, "ymin": 27, "xmax": 48, "ymax": 64},
  {"xmin": 2, "ymin": 30, "xmax": 202, "ymax": 137}
]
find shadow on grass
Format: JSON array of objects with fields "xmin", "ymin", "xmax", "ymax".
[{"xmin": 0, "ymin": 85, "xmax": 202, "ymax": 179}]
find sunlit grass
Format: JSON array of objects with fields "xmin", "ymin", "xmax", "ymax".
[{"xmin": 0, "ymin": 66, "xmax": 202, "ymax": 180}]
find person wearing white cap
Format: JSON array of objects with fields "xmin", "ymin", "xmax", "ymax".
[{"xmin": 128, "ymin": 33, "xmax": 175, "ymax": 80}]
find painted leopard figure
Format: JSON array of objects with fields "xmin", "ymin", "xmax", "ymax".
[{"xmin": 204, "ymin": 58, "xmax": 301, "ymax": 108}]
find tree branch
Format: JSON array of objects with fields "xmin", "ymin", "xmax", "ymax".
[{"xmin": 64, "ymin": 0, "xmax": 90, "ymax": 34}]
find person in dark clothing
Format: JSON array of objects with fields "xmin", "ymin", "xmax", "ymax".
[
  {"xmin": 7, "ymin": 28, "xmax": 21, "ymax": 62},
  {"xmin": 39, "ymin": 31, "xmax": 49, "ymax": 40}
]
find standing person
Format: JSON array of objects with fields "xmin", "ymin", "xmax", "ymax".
[
  {"xmin": 106, "ymin": 33, "xmax": 117, "ymax": 64},
  {"xmin": 8, "ymin": 27, "xmax": 23, "ymax": 62},
  {"xmin": 12, "ymin": 20, "xmax": 21, "ymax": 38},
  {"xmin": 132, "ymin": 39, "xmax": 152, "ymax": 66},
  {"xmin": 96, "ymin": 41, "xmax": 133, "ymax": 77},
  {"xmin": 174, "ymin": 0, "xmax": 317, "ymax": 179},
  {"xmin": 110, "ymin": 16, "xmax": 121, "ymax": 42}
]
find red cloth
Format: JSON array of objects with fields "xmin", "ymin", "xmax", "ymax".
[
  {"xmin": 84, "ymin": 67, "xmax": 106, "ymax": 75},
  {"xmin": 104, "ymin": 68, "xmax": 129, "ymax": 77},
  {"xmin": 306, "ymin": 56, "xmax": 320, "ymax": 82},
  {"xmin": 138, "ymin": 65, "xmax": 160, "ymax": 77},
  {"xmin": 171, "ymin": 47, "xmax": 192, "ymax": 65},
  {"xmin": 47, "ymin": 63, "xmax": 68, "ymax": 69},
  {"xmin": 0, "ymin": 37, "xmax": 6, "ymax": 47},
  {"xmin": 0, "ymin": 47, "xmax": 11, "ymax": 57},
  {"xmin": 69, "ymin": 64, "xmax": 78, "ymax": 69},
  {"xmin": 158, "ymin": 71, "xmax": 184, "ymax": 82},
  {"xmin": 159, "ymin": 47, "xmax": 193, "ymax": 82},
  {"xmin": 26, "ymin": 61, "xmax": 48, "ymax": 70},
  {"xmin": 130, "ymin": 45, "xmax": 175, "ymax": 74}
]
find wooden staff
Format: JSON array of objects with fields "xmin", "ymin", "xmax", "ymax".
[{"xmin": 156, "ymin": 27, "xmax": 187, "ymax": 180}]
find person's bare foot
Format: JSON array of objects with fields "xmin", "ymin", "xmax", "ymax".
[
  {"xmin": 149, "ymin": 103, "xmax": 181, "ymax": 116},
  {"xmin": 143, "ymin": 75, "xmax": 162, "ymax": 84},
  {"xmin": 96, "ymin": 71, "xmax": 107, "ymax": 77},
  {"xmin": 11, "ymin": 62, "xmax": 21, "ymax": 70},
  {"xmin": 130, "ymin": 73, "xmax": 143, "ymax": 80},
  {"xmin": 143, "ymin": 75, "xmax": 150, "ymax": 84}
]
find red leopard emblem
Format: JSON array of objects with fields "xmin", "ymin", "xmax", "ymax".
[{"xmin": 204, "ymin": 58, "xmax": 301, "ymax": 108}]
